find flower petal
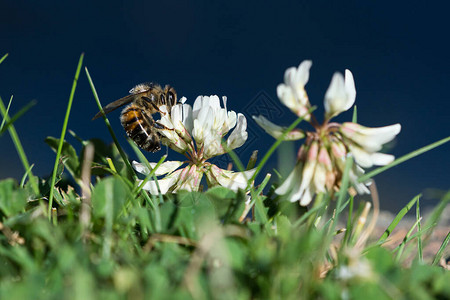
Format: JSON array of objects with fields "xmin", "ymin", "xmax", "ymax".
[
  {"xmin": 324, "ymin": 70, "xmax": 356, "ymax": 119},
  {"xmin": 173, "ymin": 165, "xmax": 203, "ymax": 192},
  {"xmin": 208, "ymin": 165, "xmax": 256, "ymax": 191},
  {"xmin": 284, "ymin": 60, "xmax": 312, "ymax": 96},
  {"xmin": 203, "ymin": 134, "xmax": 225, "ymax": 159},
  {"xmin": 276, "ymin": 142, "xmax": 318, "ymax": 205},
  {"xmin": 227, "ymin": 113, "xmax": 248, "ymax": 150},
  {"xmin": 277, "ymin": 84, "xmax": 296, "ymax": 111},
  {"xmin": 313, "ymin": 162, "xmax": 327, "ymax": 193},
  {"xmin": 370, "ymin": 152, "xmax": 395, "ymax": 166},
  {"xmin": 341, "ymin": 122, "xmax": 401, "ymax": 152},
  {"xmin": 313, "ymin": 147, "xmax": 332, "ymax": 193},
  {"xmin": 348, "ymin": 144, "xmax": 395, "ymax": 168},
  {"xmin": 181, "ymin": 104, "xmax": 194, "ymax": 133},
  {"xmin": 294, "ymin": 60, "xmax": 312, "ymax": 87},
  {"xmin": 138, "ymin": 171, "xmax": 181, "ymax": 194},
  {"xmin": 132, "ymin": 160, "xmax": 184, "ymax": 176},
  {"xmin": 297, "ymin": 141, "xmax": 319, "ymax": 194},
  {"xmin": 349, "ymin": 165, "xmax": 371, "ymax": 194},
  {"xmin": 225, "ymin": 110, "xmax": 237, "ymax": 133},
  {"xmin": 299, "ymin": 184, "xmax": 315, "ymax": 206},
  {"xmin": 157, "ymin": 105, "xmax": 189, "ymax": 153},
  {"xmin": 277, "ymin": 84, "xmax": 310, "ymax": 119},
  {"xmin": 345, "ymin": 70, "xmax": 356, "ymax": 107},
  {"xmin": 275, "ymin": 161, "xmax": 302, "ymax": 195}
]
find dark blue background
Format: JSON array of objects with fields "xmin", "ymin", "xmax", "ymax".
[{"xmin": 1, "ymin": 1, "xmax": 449, "ymax": 211}]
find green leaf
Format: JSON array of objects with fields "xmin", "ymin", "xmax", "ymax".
[
  {"xmin": 159, "ymin": 192, "xmax": 216, "ymax": 239},
  {"xmin": 91, "ymin": 177, "xmax": 131, "ymax": 220},
  {"xmin": 274, "ymin": 215, "xmax": 292, "ymax": 242},
  {"xmin": 0, "ymin": 179, "xmax": 28, "ymax": 216},
  {"xmin": 365, "ymin": 246, "xmax": 396, "ymax": 274},
  {"xmin": 205, "ymin": 186, "xmax": 244, "ymax": 221},
  {"xmin": 224, "ymin": 238, "xmax": 247, "ymax": 271},
  {"xmin": 349, "ymin": 282, "xmax": 390, "ymax": 300}
]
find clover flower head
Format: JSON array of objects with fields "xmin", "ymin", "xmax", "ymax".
[
  {"xmin": 255, "ymin": 60, "xmax": 401, "ymax": 205},
  {"xmin": 133, "ymin": 95, "xmax": 254, "ymax": 194}
]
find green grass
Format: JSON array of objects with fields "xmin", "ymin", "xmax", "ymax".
[
  {"xmin": 0, "ymin": 96, "xmax": 39, "ymax": 195},
  {"xmin": 47, "ymin": 53, "xmax": 84, "ymax": 219},
  {"xmin": 0, "ymin": 53, "xmax": 449, "ymax": 299}
]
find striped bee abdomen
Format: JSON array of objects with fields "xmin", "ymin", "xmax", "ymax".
[{"xmin": 120, "ymin": 104, "xmax": 161, "ymax": 152}]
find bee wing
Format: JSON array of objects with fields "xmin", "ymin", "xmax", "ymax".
[{"xmin": 92, "ymin": 94, "xmax": 137, "ymax": 120}]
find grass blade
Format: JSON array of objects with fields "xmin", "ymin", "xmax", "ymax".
[
  {"xmin": 0, "ymin": 95, "xmax": 13, "ymax": 132},
  {"xmin": 423, "ymin": 190, "xmax": 450, "ymax": 240},
  {"xmin": 127, "ymin": 139, "xmax": 164, "ymax": 232},
  {"xmin": 432, "ymin": 231, "xmax": 450, "ymax": 266},
  {"xmin": 352, "ymin": 105, "xmax": 357, "ymax": 123},
  {"xmin": 222, "ymin": 139, "xmax": 271, "ymax": 225},
  {"xmin": 255, "ymin": 173, "xmax": 272, "ymax": 196},
  {"xmin": 395, "ymin": 216, "xmax": 422, "ymax": 262},
  {"xmin": 377, "ymin": 194, "xmax": 420, "ymax": 244},
  {"xmin": 359, "ymin": 136, "xmax": 450, "ymax": 183},
  {"xmin": 343, "ymin": 195, "xmax": 354, "ymax": 245},
  {"xmin": 0, "ymin": 100, "xmax": 37, "ymax": 135},
  {"xmin": 48, "ymin": 53, "xmax": 84, "ymax": 219},
  {"xmin": 416, "ymin": 199, "xmax": 423, "ymax": 263},
  {"xmin": 329, "ymin": 156, "xmax": 353, "ymax": 233},
  {"xmin": 293, "ymin": 201, "xmax": 326, "ymax": 228},
  {"xmin": 20, "ymin": 164, "xmax": 35, "ymax": 188},
  {"xmin": 133, "ymin": 154, "xmax": 167, "ymax": 196},
  {"xmin": 85, "ymin": 67, "xmax": 135, "ymax": 179},
  {"xmin": 0, "ymin": 96, "xmax": 39, "ymax": 195},
  {"xmin": 0, "ymin": 53, "xmax": 8, "ymax": 65}
]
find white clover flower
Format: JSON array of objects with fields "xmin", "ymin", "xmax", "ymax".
[
  {"xmin": 133, "ymin": 95, "xmax": 254, "ymax": 194},
  {"xmin": 254, "ymin": 61, "xmax": 401, "ymax": 205}
]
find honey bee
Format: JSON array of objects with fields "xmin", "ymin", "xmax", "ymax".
[{"xmin": 92, "ymin": 82, "xmax": 177, "ymax": 152}]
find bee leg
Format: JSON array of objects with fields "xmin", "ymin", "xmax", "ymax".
[
  {"xmin": 139, "ymin": 109, "xmax": 172, "ymax": 131},
  {"xmin": 154, "ymin": 121, "xmax": 172, "ymax": 130},
  {"xmin": 141, "ymin": 96, "xmax": 167, "ymax": 114}
]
